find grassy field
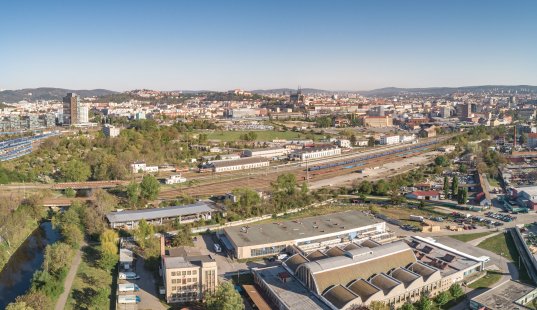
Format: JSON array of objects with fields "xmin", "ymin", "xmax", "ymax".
[
  {"xmin": 450, "ymin": 232, "xmax": 493, "ymax": 243},
  {"xmin": 478, "ymin": 232, "xmax": 515, "ymax": 260},
  {"xmin": 204, "ymin": 130, "xmax": 323, "ymax": 142},
  {"xmin": 65, "ymin": 245, "xmax": 113, "ymax": 310},
  {"xmin": 468, "ymin": 271, "xmax": 502, "ymax": 289}
]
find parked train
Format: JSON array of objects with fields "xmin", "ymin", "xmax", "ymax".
[{"xmin": 307, "ymin": 139, "xmax": 440, "ymax": 172}]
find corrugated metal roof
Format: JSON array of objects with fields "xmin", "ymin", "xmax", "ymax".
[{"xmin": 106, "ymin": 201, "xmax": 215, "ymax": 223}]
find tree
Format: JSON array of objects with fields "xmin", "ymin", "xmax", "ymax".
[
  {"xmin": 272, "ymin": 173, "xmax": 297, "ymax": 195},
  {"xmin": 171, "ymin": 225, "xmax": 193, "ymax": 247},
  {"xmin": 126, "ymin": 181, "xmax": 140, "ymax": 206},
  {"xmin": 44, "ymin": 242, "xmax": 73, "ymax": 275},
  {"xmin": 140, "ymin": 175, "xmax": 160, "ymax": 201},
  {"xmin": 5, "ymin": 302, "xmax": 33, "ymax": 310},
  {"xmin": 457, "ymin": 188, "xmax": 468, "ymax": 205},
  {"xmin": 358, "ymin": 181, "xmax": 373, "ymax": 195},
  {"xmin": 15, "ymin": 290, "xmax": 52, "ymax": 310},
  {"xmin": 350, "ymin": 134, "xmax": 357, "ymax": 146},
  {"xmin": 64, "ymin": 188, "xmax": 76, "ymax": 198},
  {"xmin": 60, "ymin": 159, "xmax": 91, "ymax": 182},
  {"xmin": 98, "ymin": 229, "xmax": 118, "ymax": 270},
  {"xmin": 435, "ymin": 291, "xmax": 450, "ymax": 307},
  {"xmin": 373, "ymin": 179, "xmax": 389, "ymax": 196},
  {"xmin": 450, "ymin": 283, "xmax": 465, "ymax": 299},
  {"xmin": 61, "ymin": 223, "xmax": 84, "ymax": 248},
  {"xmin": 434, "ymin": 155, "xmax": 448, "ymax": 167},
  {"xmin": 93, "ymin": 189, "xmax": 117, "ymax": 216},
  {"xmin": 443, "ymin": 176, "xmax": 450, "ymax": 197},
  {"xmin": 368, "ymin": 136, "xmax": 376, "ymax": 147},
  {"xmin": 205, "ymin": 282, "xmax": 244, "ymax": 310},
  {"xmin": 400, "ymin": 303, "xmax": 415, "ymax": 310},
  {"xmin": 416, "ymin": 295, "xmax": 433, "ymax": 310},
  {"xmin": 82, "ymin": 207, "xmax": 106, "ymax": 239},
  {"xmin": 134, "ymin": 219, "xmax": 154, "ymax": 249},
  {"xmin": 451, "ymin": 176, "xmax": 459, "ymax": 196}
]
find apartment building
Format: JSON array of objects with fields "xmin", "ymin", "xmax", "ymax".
[{"xmin": 160, "ymin": 242, "xmax": 218, "ymax": 304}]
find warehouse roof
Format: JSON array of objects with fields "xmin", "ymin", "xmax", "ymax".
[
  {"xmin": 224, "ymin": 210, "xmax": 380, "ymax": 247},
  {"xmin": 106, "ymin": 201, "xmax": 215, "ymax": 223}
]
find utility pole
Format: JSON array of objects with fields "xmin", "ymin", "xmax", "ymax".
[{"xmin": 306, "ymin": 157, "xmax": 309, "ymax": 188}]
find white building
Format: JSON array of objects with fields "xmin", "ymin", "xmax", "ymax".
[
  {"xmin": 291, "ymin": 146, "xmax": 341, "ymax": 161},
  {"xmin": 380, "ymin": 135, "xmax": 400, "ymax": 145},
  {"xmin": 243, "ymin": 147, "xmax": 289, "ymax": 159},
  {"xmin": 77, "ymin": 104, "xmax": 89, "ymax": 124},
  {"xmin": 165, "ymin": 174, "xmax": 187, "ymax": 185},
  {"xmin": 212, "ymin": 157, "xmax": 270, "ymax": 173},
  {"xmin": 131, "ymin": 162, "xmax": 159, "ymax": 173},
  {"xmin": 102, "ymin": 124, "xmax": 121, "ymax": 137},
  {"xmin": 337, "ymin": 139, "xmax": 352, "ymax": 148},
  {"xmin": 399, "ymin": 135, "xmax": 416, "ymax": 143}
]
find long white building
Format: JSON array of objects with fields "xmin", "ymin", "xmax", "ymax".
[{"xmin": 291, "ymin": 146, "xmax": 341, "ymax": 161}]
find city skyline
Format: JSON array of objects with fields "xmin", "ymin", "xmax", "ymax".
[{"xmin": 1, "ymin": 0, "xmax": 537, "ymax": 91}]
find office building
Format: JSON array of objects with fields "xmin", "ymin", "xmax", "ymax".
[
  {"xmin": 221, "ymin": 211, "xmax": 391, "ymax": 259},
  {"xmin": 161, "ymin": 242, "xmax": 218, "ymax": 304},
  {"xmin": 63, "ymin": 93, "xmax": 79, "ymax": 125}
]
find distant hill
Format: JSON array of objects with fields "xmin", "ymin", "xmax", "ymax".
[
  {"xmin": 0, "ymin": 87, "xmax": 117, "ymax": 103},
  {"xmin": 358, "ymin": 85, "xmax": 537, "ymax": 97},
  {"xmin": 252, "ymin": 85, "xmax": 537, "ymax": 97}
]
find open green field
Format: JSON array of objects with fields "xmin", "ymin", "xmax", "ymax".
[
  {"xmin": 478, "ymin": 232, "xmax": 515, "ymax": 260},
  {"xmin": 65, "ymin": 246, "xmax": 113, "ymax": 310},
  {"xmin": 204, "ymin": 130, "xmax": 324, "ymax": 142},
  {"xmin": 450, "ymin": 232, "xmax": 493, "ymax": 243},
  {"xmin": 468, "ymin": 271, "xmax": 502, "ymax": 289}
]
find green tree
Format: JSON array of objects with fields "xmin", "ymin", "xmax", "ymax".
[
  {"xmin": 5, "ymin": 302, "xmax": 33, "ymax": 310},
  {"xmin": 457, "ymin": 188, "xmax": 468, "ymax": 205},
  {"xmin": 140, "ymin": 175, "xmax": 160, "ymax": 201},
  {"xmin": 416, "ymin": 295, "xmax": 433, "ymax": 310},
  {"xmin": 93, "ymin": 189, "xmax": 117, "ymax": 217},
  {"xmin": 44, "ymin": 242, "xmax": 73, "ymax": 275},
  {"xmin": 205, "ymin": 282, "xmax": 244, "ymax": 310},
  {"xmin": 435, "ymin": 291, "xmax": 451, "ymax": 307},
  {"xmin": 350, "ymin": 134, "xmax": 357, "ymax": 146},
  {"xmin": 368, "ymin": 301, "xmax": 389, "ymax": 310},
  {"xmin": 358, "ymin": 180, "xmax": 373, "ymax": 195},
  {"xmin": 373, "ymin": 179, "xmax": 389, "ymax": 196},
  {"xmin": 272, "ymin": 173, "xmax": 297, "ymax": 195},
  {"xmin": 60, "ymin": 159, "xmax": 91, "ymax": 182},
  {"xmin": 443, "ymin": 176, "xmax": 450, "ymax": 197},
  {"xmin": 15, "ymin": 290, "xmax": 52, "ymax": 310},
  {"xmin": 400, "ymin": 303, "xmax": 415, "ymax": 310},
  {"xmin": 434, "ymin": 155, "xmax": 448, "ymax": 166},
  {"xmin": 61, "ymin": 223, "xmax": 84, "ymax": 248},
  {"xmin": 449, "ymin": 283, "xmax": 465, "ymax": 299},
  {"xmin": 451, "ymin": 176, "xmax": 459, "ymax": 196},
  {"xmin": 126, "ymin": 181, "xmax": 140, "ymax": 206},
  {"xmin": 134, "ymin": 219, "xmax": 154, "ymax": 249},
  {"xmin": 171, "ymin": 225, "xmax": 193, "ymax": 247},
  {"xmin": 64, "ymin": 188, "xmax": 76, "ymax": 198}
]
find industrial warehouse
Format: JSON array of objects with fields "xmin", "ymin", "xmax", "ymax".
[
  {"xmin": 220, "ymin": 211, "xmax": 393, "ymax": 260},
  {"xmin": 106, "ymin": 201, "xmax": 217, "ymax": 229},
  {"xmin": 252, "ymin": 236, "xmax": 487, "ymax": 310}
]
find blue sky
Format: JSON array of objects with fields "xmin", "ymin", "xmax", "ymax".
[{"xmin": 1, "ymin": 0, "xmax": 537, "ymax": 91}]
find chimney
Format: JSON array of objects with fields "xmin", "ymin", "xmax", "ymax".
[{"xmin": 160, "ymin": 235, "xmax": 166, "ymax": 257}]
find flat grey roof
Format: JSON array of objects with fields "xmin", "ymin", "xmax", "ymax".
[
  {"xmin": 471, "ymin": 280, "xmax": 537, "ymax": 309},
  {"xmin": 163, "ymin": 255, "xmax": 215, "ymax": 269},
  {"xmin": 224, "ymin": 210, "xmax": 380, "ymax": 247},
  {"xmin": 253, "ymin": 266, "xmax": 330, "ymax": 310},
  {"xmin": 106, "ymin": 201, "xmax": 215, "ymax": 223}
]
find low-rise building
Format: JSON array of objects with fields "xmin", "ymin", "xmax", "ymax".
[
  {"xmin": 337, "ymin": 139, "xmax": 351, "ymax": 148},
  {"xmin": 106, "ymin": 201, "xmax": 216, "ymax": 229},
  {"xmin": 253, "ymin": 236, "xmax": 486, "ymax": 309},
  {"xmin": 470, "ymin": 280, "xmax": 537, "ymax": 310},
  {"xmin": 291, "ymin": 146, "xmax": 341, "ymax": 161},
  {"xmin": 406, "ymin": 191, "xmax": 441, "ymax": 201},
  {"xmin": 211, "ymin": 157, "xmax": 270, "ymax": 173},
  {"xmin": 165, "ymin": 174, "xmax": 187, "ymax": 185},
  {"xmin": 221, "ymin": 211, "xmax": 391, "ymax": 259},
  {"xmin": 161, "ymin": 243, "xmax": 218, "ymax": 304},
  {"xmin": 363, "ymin": 116, "xmax": 393, "ymax": 127},
  {"xmin": 379, "ymin": 135, "xmax": 400, "ymax": 145},
  {"xmin": 130, "ymin": 162, "xmax": 159, "ymax": 173},
  {"xmin": 102, "ymin": 124, "xmax": 121, "ymax": 137},
  {"xmin": 243, "ymin": 147, "xmax": 289, "ymax": 159}
]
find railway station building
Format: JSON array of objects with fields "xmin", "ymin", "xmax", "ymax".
[
  {"xmin": 290, "ymin": 145, "xmax": 341, "ymax": 161},
  {"xmin": 253, "ymin": 236, "xmax": 486, "ymax": 310},
  {"xmin": 211, "ymin": 157, "xmax": 270, "ymax": 173},
  {"xmin": 221, "ymin": 211, "xmax": 392, "ymax": 260}
]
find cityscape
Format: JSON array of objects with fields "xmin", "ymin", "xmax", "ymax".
[{"xmin": 2, "ymin": 1, "xmax": 537, "ymax": 310}]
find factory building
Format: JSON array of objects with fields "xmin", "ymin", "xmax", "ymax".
[
  {"xmin": 221, "ymin": 211, "xmax": 391, "ymax": 260},
  {"xmin": 252, "ymin": 235, "xmax": 486, "ymax": 310}
]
